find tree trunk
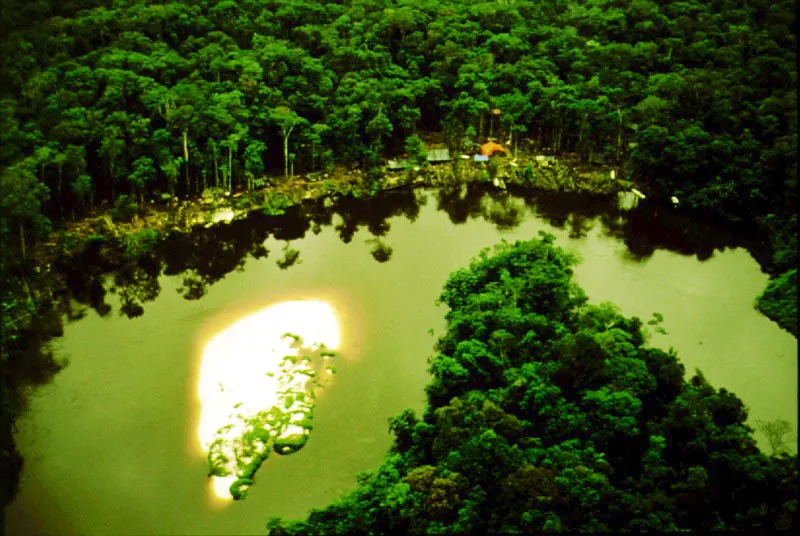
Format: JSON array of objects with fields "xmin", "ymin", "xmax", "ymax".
[
  {"xmin": 228, "ymin": 145, "xmax": 233, "ymax": 192},
  {"xmin": 233, "ymin": 147, "xmax": 239, "ymax": 191},
  {"xmin": 616, "ymin": 108, "xmax": 623, "ymax": 163},
  {"xmin": 57, "ymin": 163, "xmax": 64, "ymax": 219},
  {"xmin": 213, "ymin": 148, "xmax": 219, "ymax": 188},
  {"xmin": 19, "ymin": 222, "xmax": 26, "ymax": 260},
  {"xmin": 283, "ymin": 133, "xmax": 289, "ymax": 179},
  {"xmin": 40, "ymin": 163, "xmax": 48, "ymax": 213},
  {"xmin": 577, "ymin": 112, "xmax": 588, "ymax": 160},
  {"xmin": 556, "ymin": 119, "xmax": 563, "ymax": 152},
  {"xmin": 182, "ymin": 128, "xmax": 190, "ymax": 194}
]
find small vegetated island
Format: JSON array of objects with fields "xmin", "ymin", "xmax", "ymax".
[
  {"xmin": 198, "ymin": 301, "xmax": 342, "ymax": 501},
  {"xmin": 205, "ymin": 339, "xmax": 338, "ymax": 501},
  {"xmin": 267, "ymin": 234, "xmax": 797, "ymax": 533}
]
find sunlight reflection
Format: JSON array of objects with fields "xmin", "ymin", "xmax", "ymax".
[{"xmin": 197, "ymin": 301, "xmax": 341, "ymax": 501}]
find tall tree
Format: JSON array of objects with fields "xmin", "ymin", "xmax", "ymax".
[
  {"xmin": 128, "ymin": 156, "xmax": 155, "ymax": 207},
  {"xmin": 269, "ymin": 106, "xmax": 307, "ymax": 180},
  {"xmin": 98, "ymin": 126, "xmax": 125, "ymax": 201}
]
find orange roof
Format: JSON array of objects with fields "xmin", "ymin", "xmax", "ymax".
[{"xmin": 480, "ymin": 141, "xmax": 508, "ymax": 156}]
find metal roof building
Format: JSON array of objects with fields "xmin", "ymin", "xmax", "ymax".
[
  {"xmin": 386, "ymin": 159, "xmax": 407, "ymax": 170},
  {"xmin": 426, "ymin": 148, "xmax": 451, "ymax": 163}
]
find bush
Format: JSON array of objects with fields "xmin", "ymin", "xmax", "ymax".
[
  {"xmin": 405, "ymin": 134, "xmax": 428, "ymax": 167},
  {"xmin": 367, "ymin": 166, "xmax": 384, "ymax": 195},
  {"xmin": 110, "ymin": 195, "xmax": 137, "ymax": 223},
  {"xmin": 321, "ymin": 150, "xmax": 335, "ymax": 172},
  {"xmin": 233, "ymin": 198, "xmax": 251, "ymax": 210},
  {"xmin": 82, "ymin": 234, "xmax": 105, "ymax": 255},
  {"xmin": 55, "ymin": 231, "xmax": 81, "ymax": 254},
  {"xmin": 262, "ymin": 193, "xmax": 294, "ymax": 216},
  {"xmin": 202, "ymin": 187, "xmax": 225, "ymax": 201},
  {"xmin": 84, "ymin": 234, "xmax": 105, "ymax": 245},
  {"xmin": 522, "ymin": 162, "xmax": 536, "ymax": 184},
  {"xmin": 756, "ymin": 269, "xmax": 798, "ymax": 336},
  {"xmin": 488, "ymin": 159, "xmax": 499, "ymax": 180},
  {"xmin": 121, "ymin": 229, "xmax": 159, "ymax": 261}
]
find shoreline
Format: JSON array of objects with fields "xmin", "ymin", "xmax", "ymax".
[
  {"xmin": 1, "ymin": 156, "xmax": 791, "ymax": 517},
  {"xmin": 42, "ymin": 152, "xmax": 625, "ymax": 258}
]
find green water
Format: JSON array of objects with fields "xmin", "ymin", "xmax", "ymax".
[{"xmin": 6, "ymin": 189, "xmax": 796, "ymax": 535}]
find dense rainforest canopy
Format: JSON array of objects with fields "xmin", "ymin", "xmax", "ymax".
[
  {"xmin": 267, "ymin": 235, "xmax": 797, "ymax": 533},
  {"xmin": 0, "ymin": 0, "xmax": 795, "ymax": 217},
  {"xmin": 0, "ymin": 0, "xmax": 796, "ymax": 336},
  {"xmin": 0, "ymin": 0, "xmax": 797, "ymax": 527}
]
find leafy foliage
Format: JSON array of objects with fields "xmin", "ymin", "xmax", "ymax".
[
  {"xmin": 756, "ymin": 268, "xmax": 798, "ymax": 336},
  {"xmin": 0, "ymin": 0, "xmax": 796, "ymax": 517},
  {"xmin": 110, "ymin": 194, "xmax": 138, "ymax": 223},
  {"xmin": 268, "ymin": 235, "xmax": 798, "ymax": 534},
  {"xmin": 0, "ymin": 0, "xmax": 795, "ymax": 329},
  {"xmin": 0, "ymin": 0, "xmax": 792, "ymax": 217}
]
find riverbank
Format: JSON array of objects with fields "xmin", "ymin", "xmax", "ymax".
[
  {"xmin": 7, "ymin": 188, "xmax": 796, "ymax": 535},
  {"xmin": 2, "ymin": 155, "xmax": 622, "ymax": 516},
  {"xmin": 71, "ymin": 152, "xmax": 622, "ymax": 226},
  {"xmin": 1, "ymin": 155, "xmax": 792, "ymax": 519},
  {"xmin": 32, "ymin": 151, "xmax": 625, "ymax": 273}
]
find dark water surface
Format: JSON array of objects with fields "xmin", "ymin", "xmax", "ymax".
[{"xmin": 6, "ymin": 187, "xmax": 796, "ymax": 535}]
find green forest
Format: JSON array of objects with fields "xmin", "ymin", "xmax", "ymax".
[
  {"xmin": 267, "ymin": 235, "xmax": 797, "ymax": 533},
  {"xmin": 1, "ymin": 0, "xmax": 796, "ymax": 328},
  {"xmin": 0, "ymin": 0, "xmax": 797, "ymax": 532}
]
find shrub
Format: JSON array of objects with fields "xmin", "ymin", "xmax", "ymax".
[
  {"xmin": 756, "ymin": 269, "xmax": 798, "ymax": 336},
  {"xmin": 121, "ymin": 229, "xmax": 159, "ymax": 260},
  {"xmin": 262, "ymin": 193, "xmax": 294, "ymax": 216},
  {"xmin": 488, "ymin": 159, "xmax": 499, "ymax": 180},
  {"xmin": 110, "ymin": 195, "xmax": 137, "ymax": 223}
]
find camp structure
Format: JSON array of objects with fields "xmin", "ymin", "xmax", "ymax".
[
  {"xmin": 480, "ymin": 141, "xmax": 508, "ymax": 156},
  {"xmin": 387, "ymin": 148, "xmax": 450, "ymax": 169},
  {"xmin": 426, "ymin": 148, "xmax": 451, "ymax": 163},
  {"xmin": 386, "ymin": 159, "xmax": 407, "ymax": 170}
]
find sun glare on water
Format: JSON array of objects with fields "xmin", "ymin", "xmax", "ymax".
[{"xmin": 197, "ymin": 300, "xmax": 341, "ymax": 501}]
